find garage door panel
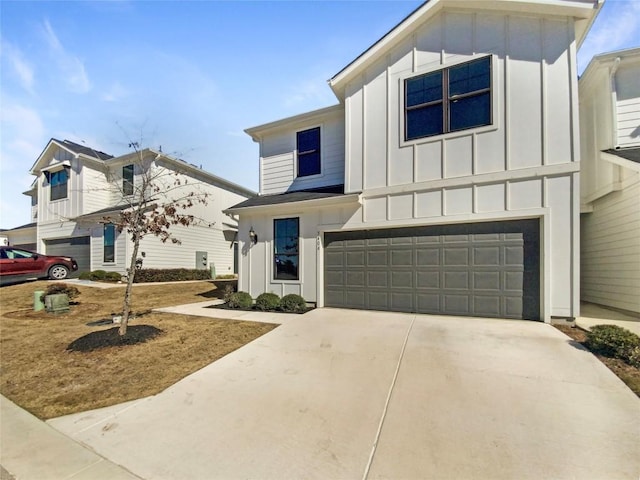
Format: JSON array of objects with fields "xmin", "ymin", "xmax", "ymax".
[
  {"xmin": 390, "ymin": 250, "xmax": 412, "ymax": 266},
  {"xmin": 346, "ymin": 271, "xmax": 365, "ymax": 287},
  {"xmin": 474, "ymin": 271, "xmax": 501, "ymax": 290},
  {"xmin": 474, "ymin": 246, "xmax": 500, "ymax": 265},
  {"xmin": 444, "ymin": 248, "xmax": 469, "ymax": 265},
  {"xmin": 391, "ymin": 271, "xmax": 413, "ymax": 288},
  {"xmin": 417, "ymin": 271, "xmax": 440, "ymax": 288},
  {"xmin": 367, "ymin": 251, "xmax": 387, "ymax": 266},
  {"xmin": 324, "ymin": 219, "xmax": 540, "ymax": 320},
  {"xmin": 325, "ymin": 289, "xmax": 345, "ymax": 306}
]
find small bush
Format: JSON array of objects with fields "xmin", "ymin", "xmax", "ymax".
[
  {"xmin": 90, "ymin": 270, "xmax": 107, "ymax": 281},
  {"xmin": 216, "ymin": 274, "xmax": 237, "ymax": 280},
  {"xmin": 133, "ymin": 269, "xmax": 212, "ymax": 283},
  {"xmin": 227, "ymin": 291, "xmax": 253, "ymax": 309},
  {"xmin": 41, "ymin": 283, "xmax": 80, "ymax": 302},
  {"xmin": 255, "ymin": 293, "xmax": 280, "ymax": 311},
  {"xmin": 78, "ymin": 271, "xmax": 92, "ymax": 280},
  {"xmin": 585, "ymin": 325, "xmax": 640, "ymax": 367},
  {"xmin": 105, "ymin": 272, "xmax": 122, "ymax": 282},
  {"xmin": 223, "ymin": 284, "xmax": 235, "ymax": 302},
  {"xmin": 279, "ymin": 294, "xmax": 307, "ymax": 313}
]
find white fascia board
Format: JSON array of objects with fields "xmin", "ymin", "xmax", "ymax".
[
  {"xmin": 29, "ymin": 139, "xmax": 75, "ymax": 174},
  {"xmin": 580, "ymin": 47, "xmax": 640, "ymax": 92},
  {"xmin": 245, "ymin": 104, "xmax": 343, "ymax": 142},
  {"xmin": 601, "ymin": 151, "xmax": 640, "ymax": 172},
  {"xmin": 224, "ymin": 193, "xmax": 361, "ymax": 215}
]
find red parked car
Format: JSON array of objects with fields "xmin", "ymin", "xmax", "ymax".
[{"xmin": 0, "ymin": 246, "xmax": 78, "ymax": 285}]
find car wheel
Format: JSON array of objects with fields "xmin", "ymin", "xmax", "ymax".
[{"xmin": 48, "ymin": 264, "xmax": 69, "ymax": 280}]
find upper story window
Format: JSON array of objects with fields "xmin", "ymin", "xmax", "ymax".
[
  {"xmin": 123, "ymin": 164, "xmax": 134, "ymax": 196},
  {"xmin": 274, "ymin": 217, "xmax": 299, "ymax": 280},
  {"xmin": 103, "ymin": 224, "xmax": 115, "ymax": 263},
  {"xmin": 405, "ymin": 56, "xmax": 492, "ymax": 141},
  {"xmin": 49, "ymin": 169, "xmax": 69, "ymax": 201},
  {"xmin": 297, "ymin": 127, "xmax": 321, "ymax": 177}
]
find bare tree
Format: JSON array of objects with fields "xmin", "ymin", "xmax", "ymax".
[{"xmin": 101, "ymin": 142, "xmax": 210, "ymax": 336}]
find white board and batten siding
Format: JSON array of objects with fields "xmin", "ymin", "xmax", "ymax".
[
  {"xmin": 340, "ymin": 11, "xmax": 579, "ymax": 318},
  {"xmin": 259, "ymin": 107, "xmax": 345, "ymax": 195}
]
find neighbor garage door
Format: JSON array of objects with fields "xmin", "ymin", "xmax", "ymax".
[
  {"xmin": 324, "ymin": 220, "xmax": 539, "ymax": 320},
  {"xmin": 44, "ymin": 236, "xmax": 91, "ymax": 277}
]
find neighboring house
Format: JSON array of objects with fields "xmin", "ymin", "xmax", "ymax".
[
  {"xmin": 20, "ymin": 138, "xmax": 254, "ymax": 277},
  {"xmin": 227, "ymin": 0, "xmax": 603, "ymax": 322},
  {"xmin": 579, "ymin": 47, "xmax": 640, "ymax": 314},
  {"xmin": 2, "ymin": 222, "xmax": 37, "ymax": 251}
]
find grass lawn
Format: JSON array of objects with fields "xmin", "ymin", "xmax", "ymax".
[{"xmin": 0, "ymin": 280, "xmax": 277, "ymax": 419}]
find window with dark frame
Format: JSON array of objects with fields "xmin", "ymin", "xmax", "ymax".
[
  {"xmin": 297, "ymin": 127, "xmax": 321, "ymax": 177},
  {"xmin": 49, "ymin": 169, "xmax": 69, "ymax": 201},
  {"xmin": 273, "ymin": 218, "xmax": 299, "ymax": 280},
  {"xmin": 405, "ymin": 56, "xmax": 492, "ymax": 141},
  {"xmin": 103, "ymin": 224, "xmax": 115, "ymax": 263},
  {"xmin": 123, "ymin": 164, "xmax": 134, "ymax": 196}
]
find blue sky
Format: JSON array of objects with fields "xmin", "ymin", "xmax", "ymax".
[{"xmin": 1, "ymin": 0, "xmax": 639, "ymax": 229}]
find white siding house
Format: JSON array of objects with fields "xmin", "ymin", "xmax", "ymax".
[
  {"xmin": 26, "ymin": 138, "xmax": 254, "ymax": 277},
  {"xmin": 579, "ymin": 48, "xmax": 640, "ymax": 314},
  {"xmin": 228, "ymin": 0, "xmax": 603, "ymax": 323}
]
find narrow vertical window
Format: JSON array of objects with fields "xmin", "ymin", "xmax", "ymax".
[
  {"xmin": 274, "ymin": 218, "xmax": 299, "ymax": 280},
  {"xmin": 123, "ymin": 164, "xmax": 134, "ymax": 196},
  {"xmin": 50, "ymin": 169, "xmax": 69, "ymax": 201},
  {"xmin": 297, "ymin": 127, "xmax": 321, "ymax": 177},
  {"xmin": 104, "ymin": 224, "xmax": 115, "ymax": 263}
]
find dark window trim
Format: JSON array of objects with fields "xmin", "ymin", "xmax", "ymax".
[
  {"xmin": 296, "ymin": 127, "xmax": 321, "ymax": 177},
  {"xmin": 103, "ymin": 224, "xmax": 116, "ymax": 263},
  {"xmin": 123, "ymin": 164, "xmax": 134, "ymax": 196},
  {"xmin": 48, "ymin": 167, "xmax": 69, "ymax": 201},
  {"xmin": 404, "ymin": 55, "xmax": 492, "ymax": 141},
  {"xmin": 273, "ymin": 217, "xmax": 300, "ymax": 281}
]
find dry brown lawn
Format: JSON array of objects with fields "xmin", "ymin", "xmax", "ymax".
[{"xmin": 0, "ymin": 280, "xmax": 277, "ymax": 419}]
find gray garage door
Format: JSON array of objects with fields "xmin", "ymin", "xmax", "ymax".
[
  {"xmin": 324, "ymin": 220, "xmax": 540, "ymax": 320},
  {"xmin": 44, "ymin": 236, "xmax": 91, "ymax": 277}
]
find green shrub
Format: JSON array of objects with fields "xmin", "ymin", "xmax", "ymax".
[
  {"xmin": 585, "ymin": 325, "xmax": 640, "ymax": 367},
  {"xmin": 255, "ymin": 293, "xmax": 280, "ymax": 311},
  {"xmin": 78, "ymin": 271, "xmax": 92, "ymax": 280},
  {"xmin": 90, "ymin": 270, "xmax": 107, "ymax": 280},
  {"xmin": 279, "ymin": 294, "xmax": 307, "ymax": 313},
  {"xmin": 41, "ymin": 283, "xmax": 80, "ymax": 302},
  {"xmin": 227, "ymin": 291, "xmax": 253, "ymax": 309},
  {"xmin": 105, "ymin": 271, "xmax": 122, "ymax": 282},
  {"xmin": 133, "ymin": 269, "xmax": 212, "ymax": 283}
]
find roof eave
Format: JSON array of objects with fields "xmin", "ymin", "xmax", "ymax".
[{"xmin": 224, "ymin": 192, "xmax": 361, "ymax": 215}]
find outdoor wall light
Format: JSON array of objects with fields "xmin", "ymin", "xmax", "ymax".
[{"xmin": 249, "ymin": 227, "xmax": 258, "ymax": 245}]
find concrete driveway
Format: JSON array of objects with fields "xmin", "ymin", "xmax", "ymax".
[{"xmin": 48, "ymin": 309, "xmax": 640, "ymax": 479}]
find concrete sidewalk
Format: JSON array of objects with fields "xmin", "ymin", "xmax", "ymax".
[
  {"xmin": 577, "ymin": 302, "xmax": 640, "ymax": 335},
  {"xmin": 0, "ymin": 396, "xmax": 139, "ymax": 480},
  {"xmin": 47, "ymin": 309, "xmax": 640, "ymax": 480}
]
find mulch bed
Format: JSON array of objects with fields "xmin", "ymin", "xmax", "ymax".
[
  {"xmin": 67, "ymin": 325, "xmax": 164, "ymax": 352},
  {"xmin": 207, "ymin": 303, "xmax": 314, "ymax": 315},
  {"xmin": 554, "ymin": 324, "xmax": 640, "ymax": 397}
]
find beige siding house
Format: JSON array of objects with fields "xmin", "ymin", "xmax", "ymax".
[
  {"xmin": 23, "ymin": 138, "xmax": 254, "ymax": 276},
  {"xmin": 579, "ymin": 47, "xmax": 640, "ymax": 314},
  {"xmin": 228, "ymin": 0, "xmax": 603, "ymax": 323}
]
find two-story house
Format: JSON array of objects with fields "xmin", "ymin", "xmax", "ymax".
[
  {"xmin": 23, "ymin": 138, "xmax": 254, "ymax": 276},
  {"xmin": 579, "ymin": 47, "xmax": 640, "ymax": 314},
  {"xmin": 227, "ymin": 0, "xmax": 603, "ymax": 323}
]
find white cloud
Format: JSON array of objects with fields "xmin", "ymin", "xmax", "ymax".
[
  {"xmin": 101, "ymin": 82, "xmax": 129, "ymax": 102},
  {"xmin": 578, "ymin": 1, "xmax": 640, "ymax": 73},
  {"xmin": 0, "ymin": 39, "xmax": 35, "ymax": 94},
  {"xmin": 0, "ymin": 104, "xmax": 45, "ymax": 228},
  {"xmin": 42, "ymin": 19, "xmax": 91, "ymax": 94}
]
